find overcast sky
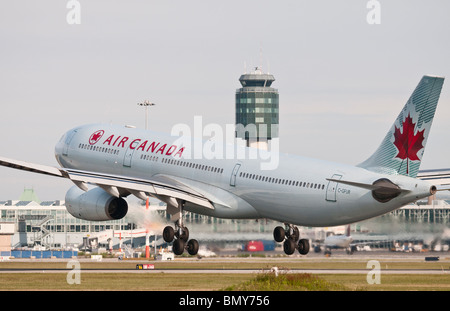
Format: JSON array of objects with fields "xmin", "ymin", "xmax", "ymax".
[{"xmin": 1, "ymin": 1, "xmax": 449, "ymax": 200}]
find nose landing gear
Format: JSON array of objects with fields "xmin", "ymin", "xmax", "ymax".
[{"xmin": 274, "ymin": 224, "xmax": 310, "ymax": 255}]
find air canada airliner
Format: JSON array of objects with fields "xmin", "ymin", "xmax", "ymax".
[{"xmin": 0, "ymin": 75, "xmax": 446, "ymax": 256}]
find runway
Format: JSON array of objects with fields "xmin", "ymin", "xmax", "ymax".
[
  {"xmin": 1, "ymin": 251, "xmax": 449, "ymax": 291},
  {"xmin": 0, "ymin": 268, "xmax": 448, "ymax": 274},
  {"xmin": 1, "ymin": 250, "xmax": 449, "ymax": 275}
]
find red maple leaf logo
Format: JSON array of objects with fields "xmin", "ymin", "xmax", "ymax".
[
  {"xmin": 393, "ymin": 114, "xmax": 424, "ymax": 173},
  {"xmin": 89, "ymin": 130, "xmax": 104, "ymax": 145}
]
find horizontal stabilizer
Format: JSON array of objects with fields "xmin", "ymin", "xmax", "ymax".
[
  {"xmin": 417, "ymin": 168, "xmax": 450, "ymax": 191},
  {"xmin": 417, "ymin": 168, "xmax": 450, "ymax": 186},
  {"xmin": 435, "ymin": 185, "xmax": 450, "ymax": 191}
]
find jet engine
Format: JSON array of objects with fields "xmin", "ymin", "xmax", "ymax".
[{"xmin": 65, "ymin": 185, "xmax": 128, "ymax": 221}]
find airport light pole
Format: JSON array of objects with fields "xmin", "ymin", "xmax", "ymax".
[{"xmin": 137, "ymin": 100, "xmax": 156, "ymax": 130}]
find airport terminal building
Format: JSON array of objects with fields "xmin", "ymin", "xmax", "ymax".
[{"xmin": 0, "ymin": 189, "xmax": 140, "ymax": 252}]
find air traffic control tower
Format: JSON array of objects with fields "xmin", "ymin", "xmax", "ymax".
[{"xmin": 235, "ymin": 67, "xmax": 279, "ymax": 150}]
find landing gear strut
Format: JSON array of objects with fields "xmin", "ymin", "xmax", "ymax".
[
  {"xmin": 162, "ymin": 200, "xmax": 199, "ymax": 256},
  {"xmin": 273, "ymin": 224, "xmax": 310, "ymax": 255}
]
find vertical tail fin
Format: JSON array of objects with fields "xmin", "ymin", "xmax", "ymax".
[{"xmin": 358, "ymin": 75, "xmax": 445, "ymax": 178}]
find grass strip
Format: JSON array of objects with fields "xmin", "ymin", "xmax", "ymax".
[{"xmin": 223, "ymin": 272, "xmax": 351, "ymax": 291}]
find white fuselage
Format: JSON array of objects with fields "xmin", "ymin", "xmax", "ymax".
[{"xmin": 55, "ymin": 123, "xmax": 434, "ymax": 227}]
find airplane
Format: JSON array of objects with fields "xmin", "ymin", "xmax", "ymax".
[
  {"xmin": 313, "ymin": 226, "xmax": 378, "ymax": 255},
  {"xmin": 315, "ymin": 236, "xmax": 354, "ymax": 255},
  {"xmin": 0, "ymin": 75, "xmax": 446, "ymax": 256},
  {"xmin": 321, "ymin": 234, "xmax": 355, "ymax": 255}
]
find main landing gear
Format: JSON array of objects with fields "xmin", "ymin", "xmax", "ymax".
[
  {"xmin": 162, "ymin": 200, "xmax": 199, "ymax": 256},
  {"xmin": 163, "ymin": 221, "xmax": 199, "ymax": 256},
  {"xmin": 273, "ymin": 224, "xmax": 310, "ymax": 255}
]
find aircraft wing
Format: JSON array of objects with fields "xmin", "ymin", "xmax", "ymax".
[
  {"xmin": 417, "ymin": 168, "xmax": 450, "ymax": 191},
  {"xmin": 65, "ymin": 169, "xmax": 215, "ymax": 209},
  {"xmin": 0, "ymin": 156, "xmax": 66, "ymax": 178},
  {"xmin": 0, "ymin": 156, "xmax": 215, "ymax": 210}
]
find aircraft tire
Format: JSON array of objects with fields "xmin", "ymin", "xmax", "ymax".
[
  {"xmin": 283, "ymin": 239, "xmax": 296, "ymax": 255},
  {"xmin": 298, "ymin": 239, "xmax": 310, "ymax": 255},
  {"xmin": 173, "ymin": 238, "xmax": 185, "ymax": 255},
  {"xmin": 273, "ymin": 226, "xmax": 285, "ymax": 242},
  {"xmin": 163, "ymin": 226, "xmax": 175, "ymax": 243},
  {"xmin": 187, "ymin": 239, "xmax": 199, "ymax": 256}
]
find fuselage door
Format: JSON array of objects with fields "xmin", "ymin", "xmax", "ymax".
[
  {"xmin": 326, "ymin": 174, "xmax": 342, "ymax": 202},
  {"xmin": 123, "ymin": 147, "xmax": 135, "ymax": 167},
  {"xmin": 123, "ymin": 139, "xmax": 141, "ymax": 167},
  {"xmin": 230, "ymin": 163, "xmax": 241, "ymax": 187}
]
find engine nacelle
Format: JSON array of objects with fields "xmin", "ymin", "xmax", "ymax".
[{"xmin": 65, "ymin": 185, "xmax": 128, "ymax": 221}]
